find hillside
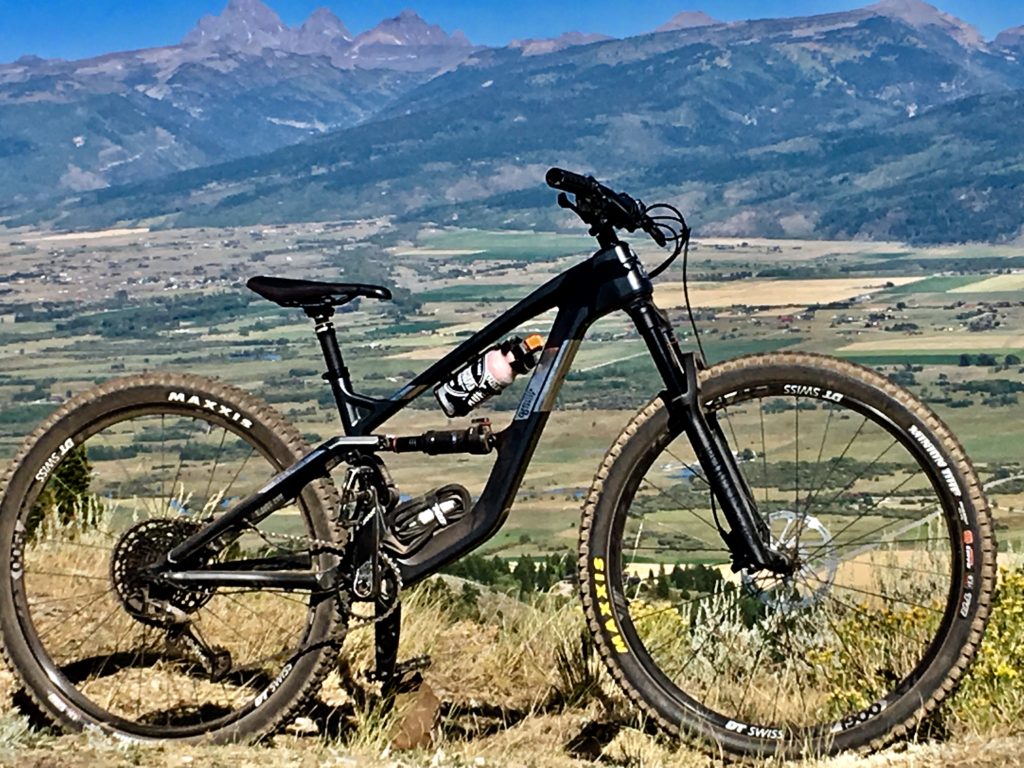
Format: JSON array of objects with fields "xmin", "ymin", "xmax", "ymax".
[
  {"xmin": 6, "ymin": 3, "xmax": 1024, "ymax": 242},
  {"xmin": 2, "ymin": 0, "xmax": 1024, "ymax": 242},
  {"xmin": 0, "ymin": 1, "xmax": 476, "ymax": 203}
]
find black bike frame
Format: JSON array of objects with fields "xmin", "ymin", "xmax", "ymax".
[{"xmin": 162, "ymin": 240, "xmax": 780, "ymax": 593}]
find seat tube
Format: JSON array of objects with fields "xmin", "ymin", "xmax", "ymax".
[{"xmin": 310, "ymin": 309, "xmax": 360, "ymax": 434}]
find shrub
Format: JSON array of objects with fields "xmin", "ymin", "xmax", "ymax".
[{"xmin": 946, "ymin": 566, "xmax": 1024, "ymax": 731}]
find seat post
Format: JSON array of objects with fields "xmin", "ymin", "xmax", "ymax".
[{"xmin": 307, "ymin": 306, "xmax": 360, "ymax": 434}]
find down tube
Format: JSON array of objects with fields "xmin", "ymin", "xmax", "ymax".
[{"xmin": 395, "ymin": 302, "xmax": 591, "ymax": 586}]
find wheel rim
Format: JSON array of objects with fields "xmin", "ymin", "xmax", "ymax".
[
  {"xmin": 609, "ymin": 380, "xmax": 961, "ymax": 740},
  {"xmin": 10, "ymin": 406, "xmax": 335, "ymax": 737}
]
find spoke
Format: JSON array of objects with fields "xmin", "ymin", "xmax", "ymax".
[
  {"xmin": 165, "ymin": 418, "xmax": 197, "ymax": 517},
  {"xmin": 666, "ymin": 591, "xmax": 742, "ymax": 683},
  {"xmin": 622, "ymin": 544, "xmax": 731, "ymax": 554},
  {"xmin": 217, "ymin": 592, "xmax": 298, "ymax": 648},
  {"xmin": 28, "ymin": 588, "xmax": 111, "ymax": 607},
  {"xmin": 759, "ymin": 403, "xmax": 770, "ymax": 505},
  {"xmin": 819, "ymin": 599, "xmax": 868, "ymax": 681},
  {"xmin": 201, "ymin": 427, "xmax": 230, "ymax": 512},
  {"xmin": 217, "ymin": 589, "xmax": 315, "ymax": 608},
  {"xmin": 132, "ymin": 627, "xmax": 152, "ymax": 718},
  {"xmin": 800, "ymin": 416, "xmax": 868, "ymax": 514},
  {"xmin": 800, "ymin": 438, "xmax": 900, "ymax": 542},
  {"xmin": 822, "ymin": 590, "xmax": 934, "ymax": 650},
  {"xmin": 804, "ymin": 491, "xmax": 938, "ymax": 565},
  {"xmin": 802, "ymin": 571, "xmax": 944, "ymax": 615},
  {"xmin": 664, "ymin": 447, "xmax": 709, "ymax": 487},
  {"xmin": 829, "ymin": 535, "xmax": 952, "ymax": 554},
  {"xmin": 161, "ymin": 413, "xmax": 166, "ymax": 508},
  {"xmin": 694, "ymin": 600, "xmax": 750, "ymax": 711},
  {"xmin": 96, "ymin": 618, "xmax": 145, "ymax": 711},
  {"xmin": 822, "ymin": 514, "xmax": 942, "ymax": 566},
  {"xmin": 780, "ymin": 610, "xmax": 810, "ymax": 724},
  {"xmin": 51, "ymin": 599, "xmax": 124, "ymax": 663},
  {"xmin": 30, "ymin": 538, "xmax": 114, "ymax": 553},
  {"xmin": 814, "ymin": 407, "xmax": 835, "ymax": 471},
  {"xmin": 794, "ymin": 396, "xmax": 801, "ymax": 515},
  {"xmin": 25, "ymin": 568, "xmax": 110, "ymax": 581},
  {"xmin": 630, "ymin": 603, "xmax": 681, "ymax": 624},
  {"xmin": 626, "ymin": 520, "xmax": 645, "ymax": 575},
  {"xmin": 220, "ymin": 447, "xmax": 256, "ymax": 507},
  {"xmin": 639, "ymin": 476, "xmax": 721, "ymax": 536},
  {"xmin": 31, "ymin": 589, "xmax": 114, "ymax": 641},
  {"xmin": 736, "ymin": 620, "xmax": 773, "ymax": 719}
]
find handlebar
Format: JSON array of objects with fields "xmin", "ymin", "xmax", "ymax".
[
  {"xmin": 545, "ymin": 167, "xmax": 602, "ymax": 197},
  {"xmin": 546, "ymin": 167, "xmax": 667, "ymax": 248}
]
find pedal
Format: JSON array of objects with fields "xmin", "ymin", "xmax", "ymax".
[
  {"xmin": 395, "ymin": 654, "xmax": 432, "ymax": 676},
  {"xmin": 367, "ymin": 655, "xmax": 432, "ymax": 695}
]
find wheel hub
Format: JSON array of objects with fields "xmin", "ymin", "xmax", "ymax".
[
  {"xmin": 741, "ymin": 510, "xmax": 838, "ymax": 611},
  {"xmin": 110, "ymin": 518, "xmax": 215, "ymax": 627}
]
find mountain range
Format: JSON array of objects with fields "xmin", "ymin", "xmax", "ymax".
[{"xmin": 2, "ymin": 0, "xmax": 1024, "ymax": 243}]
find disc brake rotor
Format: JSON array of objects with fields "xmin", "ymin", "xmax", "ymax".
[{"xmin": 741, "ymin": 510, "xmax": 838, "ymax": 611}]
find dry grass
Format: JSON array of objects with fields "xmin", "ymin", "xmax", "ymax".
[{"xmin": 0, "ymin": 574, "xmax": 1018, "ymax": 768}]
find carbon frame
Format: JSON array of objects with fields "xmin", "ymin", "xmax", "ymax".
[{"xmin": 162, "ymin": 239, "xmax": 778, "ymax": 594}]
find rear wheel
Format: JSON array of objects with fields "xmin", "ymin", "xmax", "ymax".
[
  {"xmin": 579, "ymin": 353, "xmax": 994, "ymax": 759},
  {"xmin": 0, "ymin": 373, "xmax": 345, "ymax": 742}
]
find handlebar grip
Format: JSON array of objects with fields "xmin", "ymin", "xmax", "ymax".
[{"xmin": 546, "ymin": 167, "xmax": 597, "ymax": 196}]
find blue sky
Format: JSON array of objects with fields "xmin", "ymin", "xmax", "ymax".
[{"xmin": 0, "ymin": 0, "xmax": 1021, "ymax": 63}]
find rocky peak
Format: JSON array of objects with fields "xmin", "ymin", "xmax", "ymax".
[
  {"xmin": 183, "ymin": 0, "xmax": 288, "ymax": 51},
  {"xmin": 294, "ymin": 7, "xmax": 352, "ymax": 55},
  {"xmin": 354, "ymin": 9, "xmax": 472, "ymax": 49},
  {"xmin": 300, "ymin": 7, "xmax": 352, "ymax": 41},
  {"xmin": 655, "ymin": 11, "xmax": 720, "ymax": 33},
  {"xmin": 995, "ymin": 25, "xmax": 1024, "ymax": 50},
  {"xmin": 865, "ymin": 0, "xmax": 983, "ymax": 47}
]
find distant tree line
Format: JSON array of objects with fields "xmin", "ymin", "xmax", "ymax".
[
  {"xmin": 442, "ymin": 552, "xmax": 575, "ymax": 595},
  {"xmin": 959, "ymin": 353, "xmax": 1020, "ymax": 367}
]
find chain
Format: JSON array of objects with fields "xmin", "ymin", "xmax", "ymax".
[
  {"xmin": 251, "ymin": 526, "xmax": 403, "ymax": 629},
  {"xmin": 250, "ymin": 525, "xmax": 344, "ymax": 556}
]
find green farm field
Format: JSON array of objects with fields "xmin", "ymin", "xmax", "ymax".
[{"xmin": 3, "ymin": 223, "xmax": 1024, "ymax": 550}]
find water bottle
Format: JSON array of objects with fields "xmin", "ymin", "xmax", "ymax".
[{"xmin": 434, "ymin": 335, "xmax": 544, "ymax": 417}]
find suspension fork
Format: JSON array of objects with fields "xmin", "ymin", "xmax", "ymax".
[{"xmin": 628, "ymin": 301, "xmax": 789, "ymax": 574}]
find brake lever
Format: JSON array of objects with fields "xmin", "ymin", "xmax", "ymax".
[
  {"xmin": 644, "ymin": 217, "xmax": 668, "ymax": 247},
  {"xmin": 558, "ymin": 192, "xmax": 606, "ymax": 236},
  {"xmin": 556, "ymin": 192, "xmax": 580, "ymax": 215}
]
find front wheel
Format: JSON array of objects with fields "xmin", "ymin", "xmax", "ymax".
[{"xmin": 578, "ymin": 353, "xmax": 994, "ymax": 759}]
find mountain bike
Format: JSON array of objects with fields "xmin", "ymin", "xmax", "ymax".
[{"xmin": 0, "ymin": 169, "xmax": 995, "ymax": 759}]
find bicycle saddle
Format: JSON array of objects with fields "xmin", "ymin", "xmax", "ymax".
[{"xmin": 246, "ymin": 276, "xmax": 392, "ymax": 309}]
